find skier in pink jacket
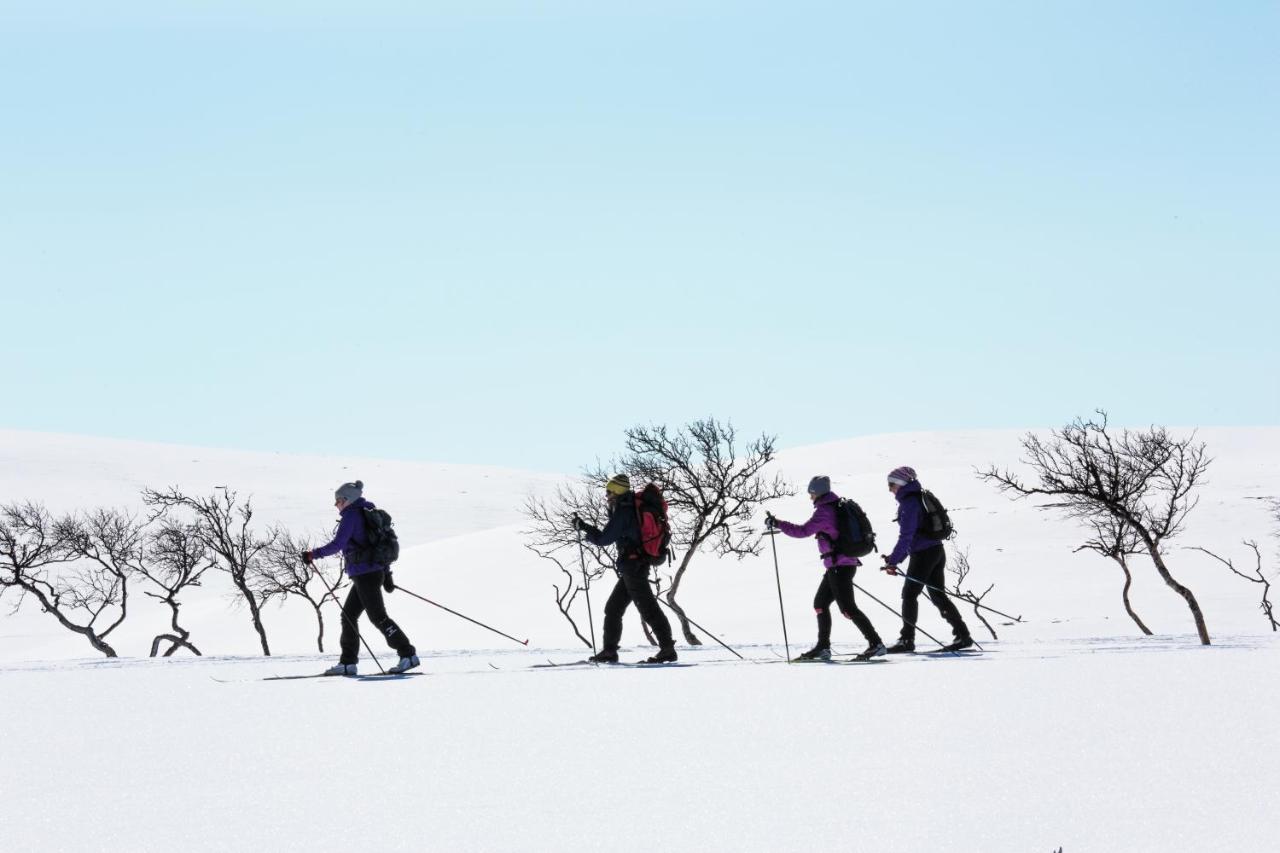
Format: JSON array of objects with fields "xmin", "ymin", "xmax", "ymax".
[{"xmin": 768, "ymin": 476, "xmax": 885, "ymax": 662}]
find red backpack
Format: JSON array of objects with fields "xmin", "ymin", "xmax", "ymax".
[{"xmin": 634, "ymin": 483, "xmax": 673, "ymax": 565}]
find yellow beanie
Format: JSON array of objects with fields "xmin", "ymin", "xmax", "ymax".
[{"xmin": 605, "ymin": 474, "xmax": 631, "ymax": 495}]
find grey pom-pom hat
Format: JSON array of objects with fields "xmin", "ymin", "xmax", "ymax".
[{"xmin": 335, "ymin": 480, "xmax": 364, "ymax": 503}]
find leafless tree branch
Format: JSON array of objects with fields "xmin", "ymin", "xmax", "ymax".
[
  {"xmin": 0, "ymin": 502, "xmax": 123, "ymax": 657},
  {"xmin": 523, "ymin": 485, "xmax": 612, "ymax": 647},
  {"xmin": 137, "ymin": 516, "xmax": 213, "ymax": 656},
  {"xmin": 978, "ymin": 411, "xmax": 1212, "ymax": 644},
  {"xmin": 614, "ymin": 418, "xmax": 793, "ymax": 644},
  {"xmin": 258, "ymin": 527, "xmax": 350, "ymax": 652},
  {"xmin": 142, "ymin": 487, "xmax": 277, "ymax": 655},
  {"xmin": 1186, "ymin": 542, "xmax": 1277, "ymax": 632},
  {"xmin": 1072, "ymin": 514, "xmax": 1153, "ymax": 635},
  {"xmin": 947, "ymin": 546, "xmax": 999, "ymax": 640}
]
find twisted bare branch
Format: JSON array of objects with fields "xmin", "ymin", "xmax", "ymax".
[{"xmin": 979, "ymin": 411, "xmax": 1211, "ymax": 643}]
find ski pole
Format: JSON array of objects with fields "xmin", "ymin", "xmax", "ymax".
[
  {"xmin": 396, "ymin": 585, "xmax": 529, "ymax": 646},
  {"xmin": 880, "ymin": 567, "xmax": 986, "ymax": 650},
  {"xmin": 576, "ymin": 529, "xmax": 597, "ymax": 657},
  {"xmin": 655, "ymin": 597, "xmax": 746, "ymax": 661},
  {"xmin": 314, "ymin": 561, "xmax": 385, "ymax": 674},
  {"xmin": 851, "ymin": 579, "xmax": 954, "ymax": 653},
  {"xmin": 764, "ymin": 527, "xmax": 792, "ymax": 663},
  {"xmin": 897, "ymin": 573, "xmax": 1022, "ymax": 623}
]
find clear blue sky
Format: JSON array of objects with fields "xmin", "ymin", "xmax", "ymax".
[{"xmin": 3, "ymin": 1, "xmax": 1276, "ymax": 472}]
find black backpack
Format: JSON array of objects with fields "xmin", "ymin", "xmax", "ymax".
[
  {"xmin": 822, "ymin": 497, "xmax": 877, "ymax": 560},
  {"xmin": 350, "ymin": 506, "xmax": 401, "ymax": 566},
  {"xmin": 918, "ymin": 490, "xmax": 955, "ymax": 541}
]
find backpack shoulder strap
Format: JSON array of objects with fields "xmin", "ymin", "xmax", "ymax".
[{"xmin": 816, "ymin": 498, "xmax": 840, "ymax": 556}]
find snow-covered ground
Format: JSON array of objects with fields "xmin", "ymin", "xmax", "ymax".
[{"xmin": 2, "ymin": 427, "xmax": 1278, "ymax": 852}]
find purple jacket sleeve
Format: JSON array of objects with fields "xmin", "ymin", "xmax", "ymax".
[
  {"xmin": 887, "ymin": 496, "xmax": 919, "ymax": 565},
  {"xmin": 776, "ymin": 504, "xmax": 836, "ymax": 540},
  {"xmin": 312, "ymin": 511, "xmax": 358, "ymax": 560}
]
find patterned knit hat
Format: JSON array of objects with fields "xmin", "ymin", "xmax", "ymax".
[
  {"xmin": 605, "ymin": 474, "xmax": 631, "ymax": 496},
  {"xmin": 807, "ymin": 475, "xmax": 831, "ymax": 497},
  {"xmin": 887, "ymin": 466, "xmax": 917, "ymax": 487}
]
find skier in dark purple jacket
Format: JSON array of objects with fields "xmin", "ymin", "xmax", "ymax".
[
  {"xmin": 302, "ymin": 480, "xmax": 419, "ymax": 676},
  {"xmin": 768, "ymin": 475, "xmax": 885, "ymax": 661},
  {"xmin": 880, "ymin": 466, "xmax": 971, "ymax": 653}
]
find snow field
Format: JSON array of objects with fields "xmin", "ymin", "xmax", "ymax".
[
  {"xmin": 2, "ymin": 427, "xmax": 1278, "ymax": 851},
  {"xmin": 1, "ymin": 637, "xmax": 1276, "ymax": 853}
]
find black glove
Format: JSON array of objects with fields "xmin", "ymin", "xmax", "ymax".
[
  {"xmin": 765, "ymin": 513, "xmax": 778, "ymax": 530},
  {"xmin": 572, "ymin": 514, "xmax": 586, "ymax": 532},
  {"xmin": 382, "ymin": 571, "xmax": 395, "ymax": 593},
  {"xmin": 300, "ymin": 550, "xmax": 314, "ymax": 566}
]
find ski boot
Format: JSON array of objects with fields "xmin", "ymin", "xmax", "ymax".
[
  {"xmin": 885, "ymin": 639, "xmax": 915, "ymax": 654},
  {"xmin": 855, "ymin": 642, "xmax": 887, "ymax": 661},
  {"xmin": 588, "ymin": 649, "xmax": 619, "ymax": 664},
  {"xmin": 794, "ymin": 644, "xmax": 832, "ymax": 661},
  {"xmin": 388, "ymin": 654, "xmax": 421, "ymax": 674},
  {"xmin": 643, "ymin": 645, "xmax": 679, "ymax": 664},
  {"xmin": 323, "ymin": 662, "xmax": 358, "ymax": 677}
]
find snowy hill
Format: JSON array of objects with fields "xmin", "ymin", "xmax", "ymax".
[
  {"xmin": 0, "ymin": 429, "xmax": 565, "ymax": 661},
  {"xmin": 5, "ymin": 426, "xmax": 1277, "ymax": 660},
  {"xmin": 1, "ymin": 427, "xmax": 1277, "ymax": 853}
]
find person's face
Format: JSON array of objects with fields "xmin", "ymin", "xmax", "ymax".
[
  {"xmin": 808, "ymin": 491, "xmax": 818, "ymax": 503},
  {"xmin": 335, "ymin": 497, "xmax": 349, "ymax": 512},
  {"xmin": 606, "ymin": 490, "xmax": 618, "ymax": 507},
  {"xmin": 888, "ymin": 482, "xmax": 900, "ymax": 495}
]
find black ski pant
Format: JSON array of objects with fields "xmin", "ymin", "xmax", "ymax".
[
  {"xmin": 601, "ymin": 565, "xmax": 675, "ymax": 652},
  {"xmin": 339, "ymin": 570, "xmax": 416, "ymax": 665},
  {"xmin": 898, "ymin": 544, "xmax": 969, "ymax": 643},
  {"xmin": 813, "ymin": 564, "xmax": 881, "ymax": 647}
]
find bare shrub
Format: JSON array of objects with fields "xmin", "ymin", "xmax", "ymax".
[
  {"xmin": 259, "ymin": 527, "xmax": 350, "ymax": 652},
  {"xmin": 142, "ymin": 487, "xmax": 277, "ymax": 655},
  {"xmin": 1073, "ymin": 515, "xmax": 1153, "ymax": 635},
  {"xmin": 0, "ymin": 502, "xmax": 125, "ymax": 657},
  {"xmin": 524, "ymin": 481, "xmax": 618, "ymax": 648},
  {"xmin": 599, "ymin": 418, "xmax": 792, "ymax": 645},
  {"xmin": 979, "ymin": 411, "xmax": 1212, "ymax": 644},
  {"xmin": 138, "ymin": 517, "xmax": 216, "ymax": 656},
  {"xmin": 1188, "ymin": 542, "xmax": 1277, "ymax": 632},
  {"xmin": 947, "ymin": 546, "xmax": 1000, "ymax": 640}
]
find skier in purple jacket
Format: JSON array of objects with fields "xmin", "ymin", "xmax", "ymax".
[
  {"xmin": 302, "ymin": 480, "xmax": 419, "ymax": 676},
  {"xmin": 880, "ymin": 466, "xmax": 972, "ymax": 653},
  {"xmin": 767, "ymin": 475, "xmax": 885, "ymax": 661}
]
